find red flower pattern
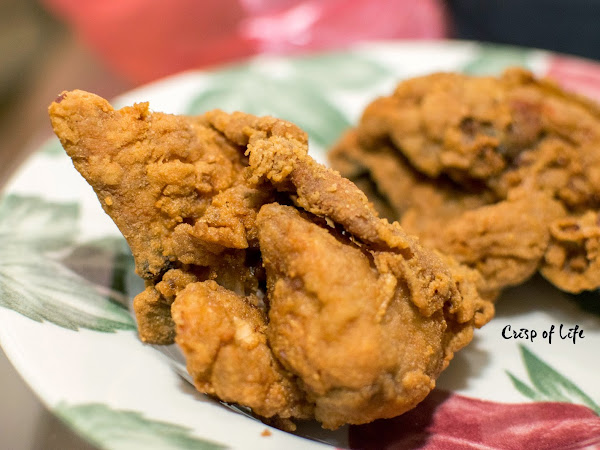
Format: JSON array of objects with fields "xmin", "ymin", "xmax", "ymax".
[{"xmin": 349, "ymin": 390, "xmax": 600, "ymax": 449}]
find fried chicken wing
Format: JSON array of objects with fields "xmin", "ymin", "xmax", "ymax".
[
  {"xmin": 330, "ymin": 68, "xmax": 600, "ymax": 294},
  {"xmin": 50, "ymin": 90, "xmax": 493, "ymax": 430}
]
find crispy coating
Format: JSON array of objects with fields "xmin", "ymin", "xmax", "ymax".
[
  {"xmin": 49, "ymin": 90, "xmax": 252, "ymax": 279},
  {"xmin": 542, "ymin": 210, "xmax": 600, "ymax": 292},
  {"xmin": 402, "ymin": 190, "xmax": 566, "ymax": 292},
  {"xmin": 330, "ymin": 129, "xmax": 493, "ymax": 223},
  {"xmin": 330, "ymin": 68, "xmax": 600, "ymax": 294},
  {"xmin": 134, "ymin": 269, "xmax": 199, "ymax": 344},
  {"xmin": 50, "ymin": 90, "xmax": 493, "ymax": 429},
  {"xmin": 258, "ymin": 204, "xmax": 490, "ymax": 429},
  {"xmin": 356, "ymin": 68, "xmax": 600, "ymax": 188},
  {"xmin": 49, "ymin": 91, "xmax": 301, "ymax": 343},
  {"xmin": 172, "ymin": 280, "xmax": 313, "ymax": 427}
]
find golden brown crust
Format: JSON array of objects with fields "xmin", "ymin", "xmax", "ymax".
[
  {"xmin": 49, "ymin": 91, "xmax": 282, "ymax": 342},
  {"xmin": 172, "ymin": 280, "xmax": 313, "ymax": 426},
  {"xmin": 49, "ymin": 90, "xmax": 254, "ymax": 280},
  {"xmin": 403, "ymin": 191, "xmax": 566, "ymax": 292},
  {"xmin": 541, "ymin": 210, "xmax": 600, "ymax": 292},
  {"xmin": 50, "ymin": 90, "xmax": 493, "ymax": 430},
  {"xmin": 329, "ymin": 68, "xmax": 600, "ymax": 294},
  {"xmin": 257, "ymin": 204, "xmax": 491, "ymax": 429},
  {"xmin": 132, "ymin": 268, "xmax": 201, "ymax": 344}
]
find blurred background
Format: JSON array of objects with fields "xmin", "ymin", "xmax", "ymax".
[
  {"xmin": 4, "ymin": 0, "xmax": 600, "ymax": 189},
  {"xmin": 1, "ymin": 0, "xmax": 599, "ymax": 447}
]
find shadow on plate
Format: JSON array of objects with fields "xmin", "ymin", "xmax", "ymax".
[
  {"xmin": 435, "ymin": 335, "xmax": 489, "ymax": 393},
  {"xmin": 495, "ymin": 274, "xmax": 600, "ymax": 321}
]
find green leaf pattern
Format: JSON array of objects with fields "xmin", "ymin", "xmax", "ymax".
[
  {"xmin": 187, "ymin": 52, "xmax": 392, "ymax": 150},
  {"xmin": 0, "ymin": 194, "xmax": 79, "ymax": 252},
  {"xmin": 506, "ymin": 372, "xmax": 543, "ymax": 402},
  {"xmin": 507, "ymin": 345, "xmax": 600, "ymax": 415},
  {"xmin": 462, "ymin": 45, "xmax": 534, "ymax": 75},
  {"xmin": 0, "ymin": 195, "xmax": 136, "ymax": 332},
  {"xmin": 55, "ymin": 403, "xmax": 226, "ymax": 450},
  {"xmin": 40, "ymin": 137, "xmax": 66, "ymax": 156}
]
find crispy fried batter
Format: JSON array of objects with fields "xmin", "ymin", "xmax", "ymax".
[
  {"xmin": 330, "ymin": 68, "xmax": 600, "ymax": 294},
  {"xmin": 50, "ymin": 91, "xmax": 250, "ymax": 279},
  {"xmin": 49, "ymin": 91, "xmax": 297, "ymax": 343},
  {"xmin": 258, "ymin": 204, "xmax": 490, "ymax": 429},
  {"xmin": 402, "ymin": 190, "xmax": 566, "ymax": 292},
  {"xmin": 172, "ymin": 280, "xmax": 313, "ymax": 427},
  {"xmin": 50, "ymin": 90, "xmax": 493, "ymax": 429},
  {"xmin": 542, "ymin": 210, "xmax": 600, "ymax": 292}
]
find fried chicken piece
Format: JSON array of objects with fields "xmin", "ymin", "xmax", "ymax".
[
  {"xmin": 542, "ymin": 210, "xmax": 600, "ymax": 292},
  {"xmin": 330, "ymin": 68, "xmax": 600, "ymax": 294},
  {"xmin": 50, "ymin": 90, "xmax": 494, "ymax": 430},
  {"xmin": 173, "ymin": 110, "xmax": 493, "ymax": 428},
  {"xmin": 330, "ymin": 129, "xmax": 493, "ymax": 220},
  {"xmin": 257, "ymin": 204, "xmax": 491, "ymax": 429},
  {"xmin": 357, "ymin": 68, "xmax": 600, "ymax": 188},
  {"xmin": 172, "ymin": 280, "xmax": 313, "ymax": 428},
  {"xmin": 400, "ymin": 189, "xmax": 566, "ymax": 292},
  {"xmin": 49, "ymin": 91, "xmax": 303, "ymax": 343}
]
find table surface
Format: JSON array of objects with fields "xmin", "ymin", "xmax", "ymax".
[
  {"xmin": 0, "ymin": 347, "xmax": 97, "ymax": 449},
  {"xmin": 0, "ymin": 3, "xmax": 132, "ymax": 447}
]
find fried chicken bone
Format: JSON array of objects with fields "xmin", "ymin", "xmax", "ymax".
[{"xmin": 49, "ymin": 90, "xmax": 493, "ymax": 430}]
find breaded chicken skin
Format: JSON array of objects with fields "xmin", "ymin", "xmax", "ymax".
[
  {"xmin": 50, "ymin": 90, "xmax": 493, "ymax": 430},
  {"xmin": 258, "ymin": 204, "xmax": 486, "ymax": 429},
  {"xmin": 330, "ymin": 68, "xmax": 600, "ymax": 294}
]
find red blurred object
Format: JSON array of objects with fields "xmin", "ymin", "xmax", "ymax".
[
  {"xmin": 546, "ymin": 54, "xmax": 600, "ymax": 102},
  {"xmin": 41, "ymin": 0, "xmax": 448, "ymax": 84}
]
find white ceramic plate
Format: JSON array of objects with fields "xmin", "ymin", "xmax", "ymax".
[{"xmin": 1, "ymin": 41, "xmax": 600, "ymax": 449}]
